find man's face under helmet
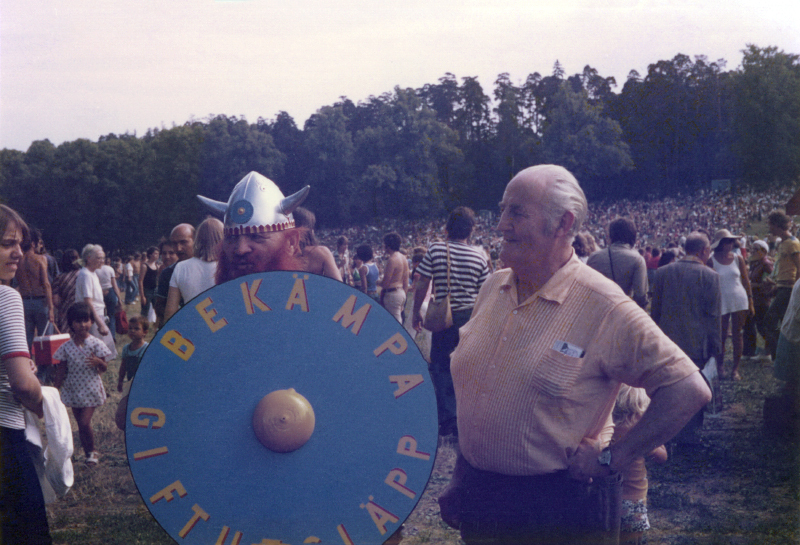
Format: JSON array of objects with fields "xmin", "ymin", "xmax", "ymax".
[{"xmin": 197, "ymin": 172, "xmax": 310, "ymax": 280}]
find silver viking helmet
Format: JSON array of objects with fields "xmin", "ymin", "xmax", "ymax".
[{"xmin": 197, "ymin": 172, "xmax": 310, "ymax": 236}]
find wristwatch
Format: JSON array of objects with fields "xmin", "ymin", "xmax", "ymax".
[{"xmin": 598, "ymin": 446, "xmax": 612, "ymax": 467}]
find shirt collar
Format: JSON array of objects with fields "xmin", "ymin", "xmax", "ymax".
[{"xmin": 500, "ymin": 252, "xmax": 581, "ymax": 306}]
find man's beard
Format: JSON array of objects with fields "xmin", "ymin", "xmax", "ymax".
[{"xmin": 215, "ymin": 247, "xmax": 304, "ymax": 284}]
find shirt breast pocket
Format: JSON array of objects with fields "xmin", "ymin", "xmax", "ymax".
[{"xmin": 530, "ymin": 349, "xmax": 585, "ymax": 398}]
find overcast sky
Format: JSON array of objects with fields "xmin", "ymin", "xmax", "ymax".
[{"xmin": 1, "ymin": 0, "xmax": 798, "ymax": 152}]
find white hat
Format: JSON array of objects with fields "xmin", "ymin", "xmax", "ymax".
[{"xmin": 197, "ymin": 172, "xmax": 309, "ymax": 236}]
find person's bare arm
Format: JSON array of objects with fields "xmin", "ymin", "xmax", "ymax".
[
  {"xmin": 40, "ymin": 258, "xmax": 55, "ymax": 324},
  {"xmin": 359, "ymin": 265, "xmax": 368, "ymax": 293},
  {"xmin": 738, "ymin": 255, "xmax": 754, "ymax": 314},
  {"xmin": 139, "ymin": 263, "xmax": 148, "ymax": 306},
  {"xmin": 111, "ymin": 275, "xmax": 122, "ymax": 303},
  {"xmin": 568, "ymin": 372, "xmax": 711, "ymax": 480},
  {"xmin": 6, "ymin": 356, "xmax": 43, "ymax": 417},
  {"xmin": 412, "ymin": 276, "xmax": 432, "ymax": 331},
  {"xmin": 85, "ymin": 297, "xmax": 109, "ymax": 336},
  {"xmin": 317, "ymin": 247, "xmax": 343, "ymax": 281},
  {"xmin": 164, "ymin": 286, "xmax": 182, "ymax": 323}
]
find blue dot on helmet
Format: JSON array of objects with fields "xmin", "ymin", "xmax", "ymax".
[{"xmin": 231, "ymin": 200, "xmax": 254, "ymax": 224}]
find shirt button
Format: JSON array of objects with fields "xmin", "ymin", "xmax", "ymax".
[
  {"xmin": 503, "ymin": 337, "xmax": 507, "ymax": 341},
  {"xmin": 513, "ymin": 310, "xmax": 518, "ymax": 315}
]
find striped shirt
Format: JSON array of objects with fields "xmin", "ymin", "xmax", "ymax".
[
  {"xmin": 416, "ymin": 241, "xmax": 489, "ymax": 312},
  {"xmin": 1, "ymin": 285, "xmax": 31, "ymax": 429},
  {"xmin": 451, "ymin": 255, "xmax": 698, "ymax": 476}
]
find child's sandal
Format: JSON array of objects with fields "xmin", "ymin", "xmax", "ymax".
[{"xmin": 86, "ymin": 452, "xmax": 100, "ymax": 466}]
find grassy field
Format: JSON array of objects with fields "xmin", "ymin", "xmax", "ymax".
[{"xmin": 43, "ymin": 300, "xmax": 799, "ymax": 545}]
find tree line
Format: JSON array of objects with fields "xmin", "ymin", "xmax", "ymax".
[{"xmin": 1, "ymin": 44, "xmax": 798, "ymax": 252}]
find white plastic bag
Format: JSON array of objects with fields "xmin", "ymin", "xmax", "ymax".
[{"xmin": 25, "ymin": 386, "xmax": 74, "ymax": 502}]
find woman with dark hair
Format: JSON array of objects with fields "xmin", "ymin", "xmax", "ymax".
[
  {"xmin": 293, "ymin": 207, "xmax": 342, "ymax": 281},
  {"xmin": 354, "ymin": 244, "xmax": 379, "ymax": 300},
  {"xmin": 51, "ymin": 249, "xmax": 81, "ymax": 333},
  {"xmin": 138, "ymin": 246, "xmax": 160, "ymax": 318},
  {"xmin": 0, "ymin": 204, "xmax": 52, "ymax": 544},
  {"xmin": 165, "ymin": 217, "xmax": 223, "ymax": 321},
  {"xmin": 708, "ymin": 229, "xmax": 754, "ymax": 380}
]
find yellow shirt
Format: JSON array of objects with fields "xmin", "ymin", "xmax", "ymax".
[
  {"xmin": 774, "ymin": 237, "xmax": 800, "ymax": 287},
  {"xmin": 451, "ymin": 254, "xmax": 698, "ymax": 476}
]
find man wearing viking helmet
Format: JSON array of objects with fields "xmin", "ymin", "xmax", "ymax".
[{"xmin": 197, "ymin": 172, "xmax": 310, "ymax": 283}]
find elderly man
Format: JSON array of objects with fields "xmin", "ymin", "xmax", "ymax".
[
  {"xmin": 651, "ymin": 232, "xmax": 721, "ymax": 443},
  {"xmin": 587, "ymin": 216, "xmax": 649, "ymax": 307},
  {"xmin": 651, "ymin": 232, "xmax": 721, "ymax": 363},
  {"xmin": 439, "ymin": 165, "xmax": 711, "ymax": 544},
  {"xmin": 197, "ymin": 171, "xmax": 309, "ymax": 282},
  {"xmin": 153, "ymin": 224, "xmax": 195, "ymax": 324}
]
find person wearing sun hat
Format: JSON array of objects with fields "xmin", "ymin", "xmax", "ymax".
[
  {"xmin": 197, "ymin": 171, "xmax": 310, "ymax": 283},
  {"xmin": 708, "ymin": 228, "xmax": 754, "ymax": 380}
]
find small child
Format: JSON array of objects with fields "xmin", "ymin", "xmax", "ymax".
[
  {"xmin": 117, "ymin": 315, "xmax": 149, "ymax": 393},
  {"xmin": 53, "ymin": 302, "xmax": 112, "ymax": 466},
  {"xmin": 612, "ymin": 385, "xmax": 668, "ymax": 545}
]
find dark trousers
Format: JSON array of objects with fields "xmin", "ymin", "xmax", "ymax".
[
  {"xmin": 439, "ymin": 453, "xmax": 620, "ymax": 545},
  {"xmin": 765, "ymin": 287, "xmax": 793, "ymax": 359},
  {"xmin": 0, "ymin": 427, "xmax": 52, "ymax": 545},
  {"xmin": 104, "ymin": 289, "xmax": 118, "ymax": 340},
  {"xmin": 429, "ymin": 308, "xmax": 472, "ymax": 433},
  {"xmin": 743, "ymin": 300, "xmax": 770, "ymax": 357},
  {"xmin": 22, "ymin": 297, "xmax": 49, "ymax": 350}
]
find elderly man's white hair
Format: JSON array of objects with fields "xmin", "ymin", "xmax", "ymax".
[
  {"xmin": 81, "ymin": 243, "xmax": 104, "ymax": 261},
  {"xmin": 518, "ymin": 164, "xmax": 587, "ymax": 240}
]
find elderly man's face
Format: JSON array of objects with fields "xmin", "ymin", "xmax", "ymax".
[
  {"xmin": 171, "ymin": 226, "xmax": 194, "ymax": 261},
  {"xmin": 87, "ymin": 250, "xmax": 105, "ymax": 271},
  {"xmin": 222, "ymin": 230, "xmax": 294, "ymax": 278},
  {"xmin": 497, "ymin": 176, "xmax": 552, "ymax": 271}
]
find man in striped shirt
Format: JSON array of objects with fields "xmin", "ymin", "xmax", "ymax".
[
  {"xmin": 439, "ymin": 165, "xmax": 711, "ymax": 544},
  {"xmin": 412, "ymin": 206, "xmax": 489, "ymax": 437}
]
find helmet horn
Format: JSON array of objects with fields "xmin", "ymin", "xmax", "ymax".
[
  {"xmin": 280, "ymin": 186, "xmax": 311, "ymax": 216},
  {"xmin": 197, "ymin": 195, "xmax": 228, "ymax": 217}
]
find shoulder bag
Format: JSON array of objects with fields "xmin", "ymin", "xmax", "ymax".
[{"xmin": 424, "ymin": 242, "xmax": 454, "ymax": 332}]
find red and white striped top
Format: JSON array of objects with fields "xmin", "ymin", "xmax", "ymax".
[{"xmin": 0, "ymin": 285, "xmax": 31, "ymax": 430}]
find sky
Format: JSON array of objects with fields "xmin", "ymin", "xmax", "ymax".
[{"xmin": 1, "ymin": 0, "xmax": 799, "ymax": 152}]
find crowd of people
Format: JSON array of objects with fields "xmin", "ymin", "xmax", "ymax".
[{"xmin": 2, "ymin": 167, "xmax": 799, "ymax": 544}]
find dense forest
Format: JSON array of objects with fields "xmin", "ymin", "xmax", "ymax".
[{"xmin": 1, "ymin": 45, "xmax": 798, "ymax": 251}]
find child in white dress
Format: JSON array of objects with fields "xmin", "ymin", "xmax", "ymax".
[{"xmin": 54, "ymin": 302, "xmax": 112, "ymax": 466}]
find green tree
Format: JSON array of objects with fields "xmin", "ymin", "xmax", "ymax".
[
  {"xmin": 302, "ymin": 105, "xmax": 356, "ymax": 225},
  {"xmin": 733, "ymin": 45, "xmax": 800, "ymax": 186},
  {"xmin": 540, "ymin": 83, "xmax": 633, "ymax": 197},
  {"xmin": 353, "ymin": 87, "xmax": 463, "ymax": 220}
]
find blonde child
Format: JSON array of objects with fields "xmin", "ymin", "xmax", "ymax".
[
  {"xmin": 612, "ymin": 385, "xmax": 668, "ymax": 545},
  {"xmin": 117, "ymin": 315, "xmax": 149, "ymax": 393},
  {"xmin": 54, "ymin": 302, "xmax": 112, "ymax": 466}
]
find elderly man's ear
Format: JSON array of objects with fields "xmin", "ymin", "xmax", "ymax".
[{"xmin": 555, "ymin": 211, "xmax": 576, "ymax": 238}]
